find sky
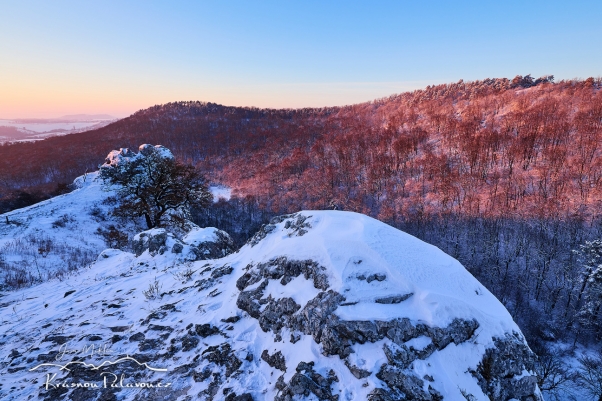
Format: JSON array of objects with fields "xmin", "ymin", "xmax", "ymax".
[{"xmin": 1, "ymin": 1, "xmax": 601, "ymax": 118}]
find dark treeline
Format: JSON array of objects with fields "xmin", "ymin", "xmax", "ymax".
[{"xmin": 398, "ymin": 215, "xmax": 602, "ymax": 348}]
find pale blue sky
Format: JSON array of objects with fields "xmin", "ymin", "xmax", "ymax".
[{"xmin": 1, "ymin": 1, "xmax": 600, "ymax": 117}]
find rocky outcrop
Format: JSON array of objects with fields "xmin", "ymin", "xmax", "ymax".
[
  {"xmin": 236, "ymin": 256, "xmax": 329, "ymax": 293},
  {"xmin": 132, "ymin": 228, "xmax": 169, "ymax": 256},
  {"xmin": 275, "ymin": 362, "xmax": 339, "ymax": 401},
  {"xmin": 246, "ymin": 213, "xmax": 312, "ymax": 247},
  {"xmin": 234, "ymin": 253, "xmax": 538, "ymax": 400},
  {"xmin": 183, "ymin": 226, "xmax": 235, "ymax": 260},
  {"xmin": 261, "ymin": 350, "xmax": 287, "ymax": 371},
  {"xmin": 470, "ymin": 333, "xmax": 541, "ymax": 401},
  {"xmin": 0, "ymin": 211, "xmax": 543, "ymax": 401},
  {"xmin": 202, "ymin": 343, "xmax": 242, "ymax": 378},
  {"xmin": 232, "ymin": 212, "xmax": 543, "ymax": 400},
  {"xmin": 103, "ymin": 144, "xmax": 174, "ymax": 167},
  {"xmin": 131, "ymin": 225, "xmax": 235, "ymax": 260}
]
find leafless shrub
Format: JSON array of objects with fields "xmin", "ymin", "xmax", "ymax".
[
  {"xmin": 143, "ymin": 277, "xmax": 162, "ymax": 300},
  {"xmin": 535, "ymin": 348, "xmax": 577, "ymax": 401},
  {"xmin": 3, "ymin": 267, "xmax": 36, "ymax": 289},
  {"xmin": 575, "ymin": 350, "xmax": 602, "ymax": 400},
  {"xmin": 0, "ymin": 230, "xmax": 97, "ymax": 289},
  {"xmin": 1, "ymin": 237, "xmax": 34, "ymax": 256},
  {"xmin": 37, "ymin": 239, "xmax": 53, "ymax": 257},
  {"xmin": 88, "ymin": 205, "xmax": 106, "ymax": 222},
  {"xmin": 96, "ymin": 225, "xmax": 129, "ymax": 249},
  {"xmin": 51, "ymin": 214, "xmax": 75, "ymax": 228},
  {"xmin": 172, "ymin": 264, "xmax": 196, "ymax": 282},
  {"xmin": 48, "ymin": 267, "xmax": 69, "ymax": 282}
]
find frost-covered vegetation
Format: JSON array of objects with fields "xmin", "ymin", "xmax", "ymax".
[{"xmin": 0, "ymin": 173, "xmax": 131, "ymax": 290}]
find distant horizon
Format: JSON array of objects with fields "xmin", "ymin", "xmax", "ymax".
[
  {"xmin": 4, "ymin": 74, "xmax": 599, "ymax": 120},
  {"xmin": 0, "ymin": 79, "xmax": 435, "ymax": 119},
  {"xmin": 0, "ymin": 114, "xmax": 118, "ymax": 121}
]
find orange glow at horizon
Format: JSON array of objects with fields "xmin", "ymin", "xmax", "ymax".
[{"xmin": 0, "ymin": 80, "xmax": 431, "ymax": 119}]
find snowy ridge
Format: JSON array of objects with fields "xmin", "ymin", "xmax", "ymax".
[
  {"xmin": 247, "ymin": 212, "xmax": 512, "ymax": 330},
  {"xmin": 0, "ymin": 210, "xmax": 541, "ymax": 400}
]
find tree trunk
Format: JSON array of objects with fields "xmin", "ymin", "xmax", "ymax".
[{"xmin": 144, "ymin": 213, "xmax": 153, "ymax": 229}]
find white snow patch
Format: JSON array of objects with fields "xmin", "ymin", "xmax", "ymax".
[
  {"xmin": 209, "ymin": 185, "xmax": 232, "ymax": 202},
  {"xmin": 182, "ymin": 227, "xmax": 220, "ymax": 245}
]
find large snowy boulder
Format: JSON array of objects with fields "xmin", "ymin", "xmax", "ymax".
[
  {"xmin": 132, "ymin": 225, "xmax": 235, "ymax": 260},
  {"xmin": 183, "ymin": 226, "xmax": 235, "ymax": 260},
  {"xmin": 0, "ymin": 211, "xmax": 541, "ymax": 401},
  {"xmin": 234, "ymin": 212, "xmax": 541, "ymax": 400},
  {"xmin": 103, "ymin": 144, "xmax": 174, "ymax": 168}
]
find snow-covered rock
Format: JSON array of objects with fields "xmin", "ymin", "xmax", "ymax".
[
  {"xmin": 183, "ymin": 226, "xmax": 235, "ymax": 260},
  {"xmin": 0, "ymin": 211, "xmax": 541, "ymax": 401},
  {"xmin": 132, "ymin": 228, "xmax": 171, "ymax": 256},
  {"xmin": 103, "ymin": 144, "xmax": 174, "ymax": 168},
  {"xmin": 131, "ymin": 225, "xmax": 233, "ymax": 261},
  {"xmin": 103, "ymin": 147, "xmax": 137, "ymax": 167},
  {"xmin": 138, "ymin": 143, "xmax": 174, "ymax": 160}
]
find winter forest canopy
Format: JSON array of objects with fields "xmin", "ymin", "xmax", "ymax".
[{"xmin": 1, "ymin": 75, "xmax": 600, "ymax": 222}]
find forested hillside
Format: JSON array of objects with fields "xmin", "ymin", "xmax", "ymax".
[
  {"xmin": 2, "ymin": 75, "xmax": 601, "ymax": 221},
  {"xmin": 2, "ymin": 76, "xmax": 602, "ymax": 359}
]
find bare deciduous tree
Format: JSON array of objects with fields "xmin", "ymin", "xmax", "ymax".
[{"xmin": 100, "ymin": 144, "xmax": 212, "ymax": 229}]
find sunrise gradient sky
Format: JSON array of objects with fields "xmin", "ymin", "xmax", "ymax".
[{"xmin": 1, "ymin": 0, "xmax": 601, "ymax": 118}]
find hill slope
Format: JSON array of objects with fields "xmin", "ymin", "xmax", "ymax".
[
  {"xmin": 0, "ymin": 77, "xmax": 600, "ymax": 222},
  {"xmin": 0, "ymin": 172, "xmax": 118, "ymax": 287}
]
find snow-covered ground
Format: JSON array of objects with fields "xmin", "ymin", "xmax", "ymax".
[
  {"xmin": 0, "ymin": 151, "xmax": 233, "ymax": 288},
  {"xmin": 0, "ymin": 183, "xmax": 542, "ymax": 401},
  {"xmin": 0, "ymin": 172, "xmax": 141, "ymax": 287}
]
